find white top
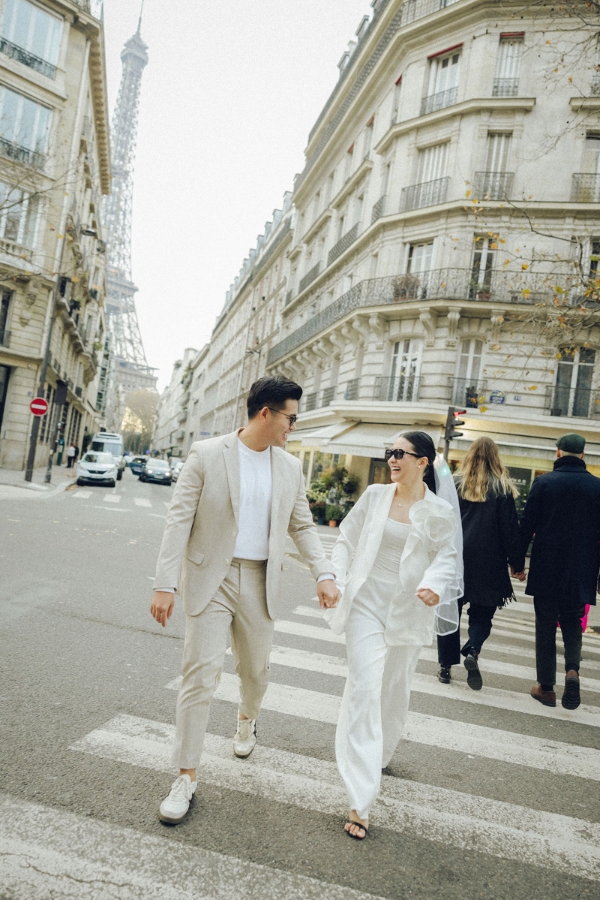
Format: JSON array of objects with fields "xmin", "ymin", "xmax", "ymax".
[{"xmin": 233, "ymin": 438, "xmax": 272, "ymax": 560}]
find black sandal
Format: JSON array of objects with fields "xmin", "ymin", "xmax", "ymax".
[{"xmin": 345, "ymin": 820, "xmax": 369, "ymax": 840}]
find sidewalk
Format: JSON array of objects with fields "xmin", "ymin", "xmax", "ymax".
[{"xmin": 0, "ymin": 463, "xmax": 76, "ymax": 495}]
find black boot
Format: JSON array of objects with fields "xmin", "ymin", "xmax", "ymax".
[
  {"xmin": 464, "ymin": 650, "xmax": 483, "ymax": 691},
  {"xmin": 438, "ymin": 666, "xmax": 451, "ymax": 684}
]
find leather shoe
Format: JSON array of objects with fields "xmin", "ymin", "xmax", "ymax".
[
  {"xmin": 530, "ymin": 684, "xmax": 556, "ymax": 707},
  {"xmin": 438, "ymin": 666, "xmax": 451, "ymax": 684},
  {"xmin": 562, "ymin": 670, "xmax": 581, "ymax": 710}
]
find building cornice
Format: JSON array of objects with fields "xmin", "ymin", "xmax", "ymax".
[
  {"xmin": 375, "ymin": 97, "xmax": 536, "ymax": 156},
  {"xmin": 301, "ymin": 207, "xmax": 333, "ymax": 245},
  {"xmin": 569, "ymin": 97, "xmax": 600, "ymax": 112}
]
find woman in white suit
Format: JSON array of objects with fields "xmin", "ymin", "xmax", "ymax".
[{"xmin": 325, "ymin": 432, "xmax": 462, "ymax": 840}]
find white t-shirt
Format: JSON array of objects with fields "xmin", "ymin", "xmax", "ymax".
[{"xmin": 233, "ymin": 438, "xmax": 272, "ymax": 559}]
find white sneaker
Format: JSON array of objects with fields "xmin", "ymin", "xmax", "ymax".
[
  {"xmin": 159, "ymin": 774, "xmax": 196, "ymax": 824},
  {"xmin": 233, "ymin": 718, "xmax": 257, "ymax": 758}
]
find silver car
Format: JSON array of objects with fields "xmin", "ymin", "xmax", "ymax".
[{"xmin": 77, "ymin": 451, "xmax": 118, "ymax": 487}]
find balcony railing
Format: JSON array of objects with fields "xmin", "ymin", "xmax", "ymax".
[
  {"xmin": 591, "ymin": 73, "xmax": 600, "ymax": 96},
  {"xmin": 0, "ymin": 37, "xmax": 56, "ymax": 78},
  {"xmin": 474, "ymin": 171, "xmax": 514, "ymax": 200},
  {"xmin": 450, "ymin": 377, "xmax": 487, "ymax": 408},
  {"xmin": 0, "ymin": 135, "xmax": 45, "ymax": 169},
  {"xmin": 400, "ymin": 0, "xmax": 461, "ymax": 26},
  {"xmin": 374, "ymin": 375, "xmax": 421, "ymax": 403},
  {"xmin": 299, "ymin": 261, "xmax": 321, "ymax": 294},
  {"xmin": 571, "ymin": 173, "xmax": 600, "ymax": 203},
  {"xmin": 322, "ymin": 386, "xmax": 336, "ymax": 407},
  {"xmin": 0, "ymin": 329, "xmax": 10, "ymax": 347},
  {"xmin": 328, "ymin": 222, "xmax": 359, "ymax": 267},
  {"xmin": 400, "ymin": 176, "xmax": 449, "ymax": 212},
  {"xmin": 545, "ymin": 384, "xmax": 600, "ymax": 419},
  {"xmin": 285, "ymin": 288, "xmax": 294, "ymax": 307},
  {"xmin": 371, "ymin": 194, "xmax": 387, "ymax": 223},
  {"xmin": 421, "ymin": 86, "xmax": 458, "ymax": 116},
  {"xmin": 304, "ymin": 392, "xmax": 317, "ymax": 412},
  {"xmin": 269, "ymin": 267, "xmax": 586, "ymax": 365},
  {"xmin": 344, "ymin": 377, "xmax": 360, "ymax": 400},
  {"xmin": 492, "ymin": 78, "xmax": 519, "ymax": 98}
]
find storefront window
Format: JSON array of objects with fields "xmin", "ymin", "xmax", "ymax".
[{"xmin": 369, "ymin": 458, "xmax": 391, "ymax": 485}]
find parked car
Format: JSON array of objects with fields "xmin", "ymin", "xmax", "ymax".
[
  {"xmin": 170, "ymin": 459, "xmax": 184, "ymax": 482},
  {"xmin": 77, "ymin": 451, "xmax": 118, "ymax": 487},
  {"xmin": 129, "ymin": 456, "xmax": 147, "ymax": 476},
  {"xmin": 90, "ymin": 431, "xmax": 125, "ymax": 481},
  {"xmin": 139, "ymin": 458, "xmax": 172, "ymax": 485}
]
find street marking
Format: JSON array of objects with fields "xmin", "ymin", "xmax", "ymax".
[
  {"xmin": 0, "ymin": 793, "xmax": 380, "ymax": 900},
  {"xmin": 103, "ymin": 494, "xmax": 121, "ymax": 503},
  {"xmin": 70, "ymin": 714, "xmax": 600, "ymax": 883},
  {"xmin": 72, "ymin": 490, "xmax": 92, "ymax": 499},
  {"xmin": 167, "ymin": 662, "xmax": 600, "ymax": 728},
  {"xmin": 134, "ymin": 498, "xmax": 152, "ymax": 507},
  {"xmin": 275, "ymin": 619, "xmax": 346, "ymax": 644}
]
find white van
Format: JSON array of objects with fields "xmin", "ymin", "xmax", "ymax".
[{"xmin": 90, "ymin": 431, "xmax": 125, "ymax": 480}]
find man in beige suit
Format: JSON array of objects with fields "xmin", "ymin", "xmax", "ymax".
[{"xmin": 150, "ymin": 376, "xmax": 340, "ymax": 824}]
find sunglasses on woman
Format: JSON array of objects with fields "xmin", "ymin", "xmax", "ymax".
[{"xmin": 385, "ymin": 448, "xmax": 421, "ymax": 461}]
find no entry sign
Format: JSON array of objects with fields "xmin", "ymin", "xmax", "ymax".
[{"xmin": 30, "ymin": 397, "xmax": 49, "ymax": 416}]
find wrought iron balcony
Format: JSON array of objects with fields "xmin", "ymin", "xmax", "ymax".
[
  {"xmin": 327, "ymin": 222, "xmax": 359, "ymax": 267},
  {"xmin": 344, "ymin": 378, "xmax": 360, "ymax": 401},
  {"xmin": 449, "ymin": 377, "xmax": 487, "ymax": 409},
  {"xmin": 299, "ymin": 261, "xmax": 321, "ymax": 294},
  {"xmin": 492, "ymin": 78, "xmax": 519, "ymax": 98},
  {"xmin": 0, "ymin": 37, "xmax": 56, "ymax": 78},
  {"xmin": 474, "ymin": 171, "xmax": 514, "ymax": 200},
  {"xmin": 322, "ymin": 386, "xmax": 336, "ymax": 407},
  {"xmin": 591, "ymin": 73, "xmax": 600, "ymax": 96},
  {"xmin": 420, "ymin": 86, "xmax": 457, "ymax": 116},
  {"xmin": 374, "ymin": 375, "xmax": 421, "ymax": 403},
  {"xmin": 571, "ymin": 174, "xmax": 600, "ymax": 203},
  {"xmin": 0, "ymin": 135, "xmax": 45, "ymax": 169},
  {"xmin": 371, "ymin": 194, "xmax": 387, "ymax": 223},
  {"xmin": 545, "ymin": 384, "xmax": 600, "ymax": 419},
  {"xmin": 304, "ymin": 392, "xmax": 317, "ymax": 412},
  {"xmin": 400, "ymin": 0, "xmax": 461, "ymax": 27},
  {"xmin": 0, "ymin": 328, "xmax": 10, "ymax": 347},
  {"xmin": 285, "ymin": 288, "xmax": 294, "ymax": 307},
  {"xmin": 269, "ymin": 267, "xmax": 585, "ymax": 365},
  {"xmin": 400, "ymin": 176, "xmax": 449, "ymax": 212}
]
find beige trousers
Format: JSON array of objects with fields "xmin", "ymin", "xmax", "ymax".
[{"xmin": 172, "ymin": 558, "xmax": 274, "ymax": 770}]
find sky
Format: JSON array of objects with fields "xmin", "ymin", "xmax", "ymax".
[{"xmin": 102, "ymin": 0, "xmax": 373, "ymax": 390}]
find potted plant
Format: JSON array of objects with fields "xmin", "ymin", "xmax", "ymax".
[
  {"xmin": 342, "ymin": 474, "xmax": 360, "ymax": 497},
  {"xmin": 326, "ymin": 504, "xmax": 343, "ymax": 527},
  {"xmin": 313, "ymin": 499, "xmax": 327, "ymax": 525}
]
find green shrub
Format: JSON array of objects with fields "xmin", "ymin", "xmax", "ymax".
[{"xmin": 326, "ymin": 504, "xmax": 343, "ymax": 522}]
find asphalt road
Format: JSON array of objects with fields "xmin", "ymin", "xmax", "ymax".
[{"xmin": 1, "ymin": 468, "xmax": 599, "ymax": 900}]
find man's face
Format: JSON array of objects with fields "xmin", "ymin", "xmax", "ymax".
[{"xmin": 265, "ymin": 399, "xmax": 298, "ymax": 448}]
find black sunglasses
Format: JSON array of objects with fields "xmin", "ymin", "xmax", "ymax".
[
  {"xmin": 385, "ymin": 448, "xmax": 421, "ymax": 461},
  {"xmin": 267, "ymin": 407, "xmax": 297, "ymax": 426}
]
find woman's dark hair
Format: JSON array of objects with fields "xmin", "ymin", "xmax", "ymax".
[
  {"xmin": 247, "ymin": 376, "xmax": 303, "ymax": 419},
  {"xmin": 400, "ymin": 430, "xmax": 437, "ymax": 494}
]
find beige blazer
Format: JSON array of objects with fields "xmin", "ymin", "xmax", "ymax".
[{"xmin": 153, "ymin": 430, "xmax": 331, "ymax": 618}]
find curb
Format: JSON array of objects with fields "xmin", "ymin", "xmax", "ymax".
[{"xmin": 0, "ymin": 478, "xmax": 71, "ymax": 497}]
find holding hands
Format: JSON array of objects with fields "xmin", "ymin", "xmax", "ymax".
[
  {"xmin": 318, "ymin": 578, "xmax": 341, "ymax": 609},
  {"xmin": 511, "ymin": 567, "xmax": 527, "ymax": 582}
]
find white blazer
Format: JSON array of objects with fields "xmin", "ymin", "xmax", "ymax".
[{"xmin": 324, "ymin": 483, "xmax": 458, "ymax": 645}]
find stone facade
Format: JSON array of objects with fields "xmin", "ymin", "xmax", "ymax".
[
  {"xmin": 161, "ymin": 0, "xmax": 600, "ymax": 498},
  {"xmin": 0, "ymin": 0, "xmax": 110, "ymax": 469},
  {"xmin": 153, "ymin": 346, "xmax": 199, "ymax": 458}
]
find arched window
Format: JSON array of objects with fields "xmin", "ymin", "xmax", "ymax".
[
  {"xmin": 454, "ymin": 339, "xmax": 483, "ymax": 407},
  {"xmin": 552, "ymin": 347, "xmax": 596, "ymax": 418}
]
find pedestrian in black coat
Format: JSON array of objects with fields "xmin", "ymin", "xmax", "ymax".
[
  {"xmin": 515, "ymin": 433, "xmax": 600, "ymax": 711},
  {"xmin": 437, "ymin": 437, "xmax": 525, "ymax": 690}
]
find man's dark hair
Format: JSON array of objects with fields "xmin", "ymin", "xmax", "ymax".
[{"xmin": 247, "ymin": 376, "xmax": 302, "ymax": 419}]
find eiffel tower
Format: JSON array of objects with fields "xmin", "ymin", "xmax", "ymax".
[{"xmin": 104, "ymin": 5, "xmax": 157, "ymax": 428}]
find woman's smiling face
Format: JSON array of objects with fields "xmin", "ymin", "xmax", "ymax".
[{"xmin": 387, "ymin": 436, "xmax": 427, "ymax": 484}]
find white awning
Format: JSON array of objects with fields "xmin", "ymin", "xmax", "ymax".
[
  {"xmin": 323, "ymin": 424, "xmax": 441, "ymax": 459},
  {"xmin": 290, "ymin": 423, "xmax": 350, "ymax": 448}
]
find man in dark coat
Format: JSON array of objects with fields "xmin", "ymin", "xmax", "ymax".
[{"xmin": 517, "ymin": 433, "xmax": 600, "ymax": 710}]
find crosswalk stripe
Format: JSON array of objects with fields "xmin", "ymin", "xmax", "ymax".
[
  {"xmin": 103, "ymin": 494, "xmax": 121, "ymax": 503},
  {"xmin": 133, "ymin": 498, "xmax": 152, "ymax": 507},
  {"xmin": 72, "ymin": 490, "xmax": 91, "ymax": 499},
  {"xmin": 0, "ymin": 793, "xmax": 381, "ymax": 900},
  {"xmin": 166, "ymin": 665, "xmax": 600, "ymax": 728},
  {"xmin": 292, "ymin": 606, "xmax": 600, "ymax": 658},
  {"xmin": 69, "ymin": 714, "xmax": 600, "ymax": 882}
]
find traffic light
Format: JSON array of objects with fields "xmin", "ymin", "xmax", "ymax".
[{"xmin": 443, "ymin": 407, "xmax": 466, "ymax": 460}]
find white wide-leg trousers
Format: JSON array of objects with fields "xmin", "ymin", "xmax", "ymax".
[{"xmin": 335, "ymin": 594, "xmax": 422, "ymax": 820}]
